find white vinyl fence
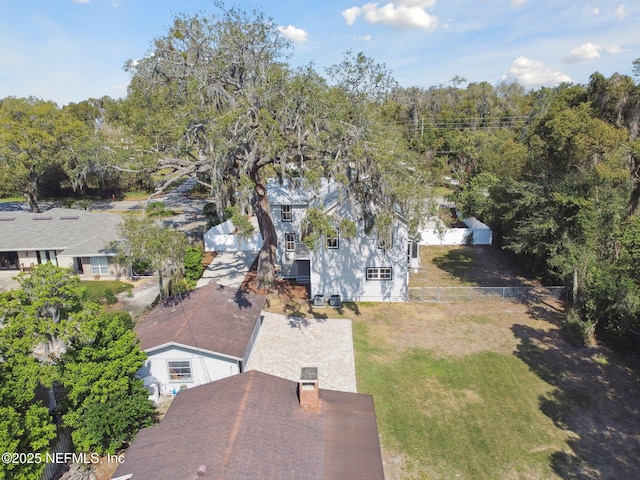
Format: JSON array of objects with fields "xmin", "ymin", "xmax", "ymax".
[
  {"xmin": 419, "ymin": 216, "xmax": 492, "ymax": 246},
  {"xmin": 204, "ymin": 219, "xmax": 263, "ymax": 252}
]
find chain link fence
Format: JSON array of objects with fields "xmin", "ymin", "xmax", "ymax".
[{"xmin": 408, "ymin": 286, "xmax": 567, "ymax": 303}]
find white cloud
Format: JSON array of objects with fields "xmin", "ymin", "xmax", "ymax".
[
  {"xmin": 511, "ymin": 0, "xmax": 527, "ymax": 6},
  {"xmin": 504, "ymin": 57, "xmax": 572, "ymax": 88},
  {"xmin": 354, "ymin": 35, "xmax": 372, "ymax": 41},
  {"xmin": 614, "ymin": 4, "xmax": 627, "ymax": 21},
  {"xmin": 342, "ymin": 1, "xmax": 438, "ymax": 30},
  {"xmin": 72, "ymin": 0, "xmax": 90, "ymax": 3},
  {"xmin": 563, "ymin": 42, "xmax": 625, "ymax": 63},
  {"xmin": 342, "ymin": 6, "xmax": 362, "ymax": 26},
  {"xmin": 277, "ymin": 25, "xmax": 308, "ymax": 43},
  {"xmin": 592, "ymin": 7, "xmax": 600, "ymax": 15},
  {"xmin": 564, "ymin": 42, "xmax": 602, "ymax": 63}
]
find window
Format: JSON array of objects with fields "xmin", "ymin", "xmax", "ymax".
[
  {"xmin": 90, "ymin": 256, "xmax": 108, "ymax": 275},
  {"xmin": 168, "ymin": 360, "xmax": 192, "ymax": 382},
  {"xmin": 285, "ymin": 233, "xmax": 296, "ymax": 251},
  {"xmin": 281, "ymin": 205, "xmax": 292, "ymax": 222},
  {"xmin": 378, "ymin": 235, "xmax": 393, "ymax": 250},
  {"xmin": 366, "ymin": 267, "xmax": 392, "ymax": 280},
  {"xmin": 326, "ymin": 228, "xmax": 339, "ymax": 249}
]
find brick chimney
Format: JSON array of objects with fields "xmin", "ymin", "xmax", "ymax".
[{"xmin": 299, "ymin": 367, "xmax": 320, "ymax": 413}]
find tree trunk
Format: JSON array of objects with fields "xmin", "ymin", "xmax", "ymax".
[
  {"xmin": 24, "ymin": 172, "xmax": 41, "ymax": 213},
  {"xmin": 24, "ymin": 190, "xmax": 40, "ymax": 213},
  {"xmin": 158, "ymin": 269, "xmax": 164, "ymax": 299},
  {"xmin": 249, "ymin": 172, "xmax": 277, "ymax": 291}
]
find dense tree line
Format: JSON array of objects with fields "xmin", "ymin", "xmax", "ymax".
[
  {"xmin": 1, "ymin": 3, "xmax": 639, "ymax": 345},
  {"xmin": 389, "ymin": 68, "xmax": 640, "ymax": 346}
]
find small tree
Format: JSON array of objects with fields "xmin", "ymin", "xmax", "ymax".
[
  {"xmin": 113, "ymin": 215, "xmax": 188, "ymax": 298},
  {"xmin": 60, "ymin": 311, "xmax": 155, "ymax": 454}
]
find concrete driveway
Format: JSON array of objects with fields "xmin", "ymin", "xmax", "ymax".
[
  {"xmin": 246, "ymin": 312, "xmax": 357, "ymax": 393},
  {"xmin": 196, "ymin": 251, "xmax": 258, "ymax": 288},
  {"xmin": 0, "ymin": 270, "xmax": 20, "ymax": 292}
]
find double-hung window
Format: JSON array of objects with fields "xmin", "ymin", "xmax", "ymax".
[
  {"xmin": 90, "ymin": 256, "xmax": 109, "ymax": 275},
  {"xmin": 326, "ymin": 228, "xmax": 339, "ymax": 249},
  {"xmin": 281, "ymin": 205, "xmax": 292, "ymax": 222},
  {"xmin": 168, "ymin": 360, "xmax": 192, "ymax": 382},
  {"xmin": 366, "ymin": 267, "xmax": 392, "ymax": 280},
  {"xmin": 285, "ymin": 233, "xmax": 296, "ymax": 251}
]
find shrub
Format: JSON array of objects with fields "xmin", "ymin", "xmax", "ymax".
[
  {"xmin": 184, "ymin": 247, "xmax": 204, "ymax": 282},
  {"xmin": 104, "ymin": 289, "xmax": 116, "ymax": 305},
  {"xmin": 562, "ymin": 307, "xmax": 595, "ymax": 346}
]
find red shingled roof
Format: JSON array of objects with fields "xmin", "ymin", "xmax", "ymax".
[
  {"xmin": 113, "ymin": 370, "xmax": 385, "ymax": 480},
  {"xmin": 135, "ymin": 283, "xmax": 266, "ymax": 359}
]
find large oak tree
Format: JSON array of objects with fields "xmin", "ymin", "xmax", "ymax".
[{"xmin": 122, "ymin": 5, "xmax": 424, "ymax": 289}]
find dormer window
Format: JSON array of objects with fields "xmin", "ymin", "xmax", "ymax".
[{"xmin": 281, "ymin": 205, "xmax": 292, "ymax": 222}]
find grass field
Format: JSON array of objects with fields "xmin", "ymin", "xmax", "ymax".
[{"xmin": 348, "ymin": 246, "xmax": 640, "ymax": 479}]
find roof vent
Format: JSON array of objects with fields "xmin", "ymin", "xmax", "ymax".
[
  {"xmin": 0, "ymin": 217, "xmax": 15, "ymax": 221},
  {"xmin": 197, "ymin": 465, "xmax": 207, "ymax": 476},
  {"xmin": 33, "ymin": 216, "xmax": 52, "ymax": 220},
  {"xmin": 60, "ymin": 215, "xmax": 79, "ymax": 220}
]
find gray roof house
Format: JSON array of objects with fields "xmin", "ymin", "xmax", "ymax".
[
  {"xmin": 268, "ymin": 179, "xmax": 419, "ymax": 302},
  {"xmin": 112, "ymin": 369, "xmax": 386, "ymax": 480},
  {"xmin": 0, "ymin": 208, "xmax": 124, "ymax": 279}
]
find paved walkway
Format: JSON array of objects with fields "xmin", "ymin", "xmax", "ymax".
[
  {"xmin": 115, "ymin": 277, "xmax": 159, "ymax": 319},
  {"xmin": 0, "ymin": 270, "xmax": 20, "ymax": 292},
  {"xmin": 246, "ymin": 311, "xmax": 357, "ymax": 393},
  {"xmin": 196, "ymin": 251, "xmax": 258, "ymax": 288}
]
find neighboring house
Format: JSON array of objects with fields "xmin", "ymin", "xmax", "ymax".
[
  {"xmin": 112, "ymin": 368, "xmax": 385, "ymax": 480},
  {"xmin": 134, "ymin": 283, "xmax": 266, "ymax": 398},
  {"xmin": 0, "ymin": 208, "xmax": 125, "ymax": 279},
  {"xmin": 268, "ymin": 179, "xmax": 418, "ymax": 302}
]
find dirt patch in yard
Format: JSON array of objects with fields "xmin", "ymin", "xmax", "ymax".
[
  {"xmin": 239, "ymin": 264, "xmax": 310, "ymax": 312},
  {"xmin": 410, "ymin": 244, "xmax": 539, "ymax": 287}
]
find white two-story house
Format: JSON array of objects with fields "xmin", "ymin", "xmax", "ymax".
[{"xmin": 267, "ymin": 179, "xmax": 419, "ymax": 303}]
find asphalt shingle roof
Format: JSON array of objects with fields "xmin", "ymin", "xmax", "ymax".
[
  {"xmin": 0, "ymin": 208, "xmax": 121, "ymax": 256},
  {"xmin": 135, "ymin": 283, "xmax": 267, "ymax": 359},
  {"xmin": 113, "ymin": 370, "xmax": 385, "ymax": 480}
]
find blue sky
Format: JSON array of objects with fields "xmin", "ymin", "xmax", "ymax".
[{"xmin": 0, "ymin": 0, "xmax": 638, "ymax": 105}]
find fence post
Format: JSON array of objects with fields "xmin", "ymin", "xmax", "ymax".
[
  {"xmin": 502, "ymin": 287, "xmax": 506, "ymax": 299},
  {"xmin": 437, "ymin": 287, "xmax": 440, "ymax": 302}
]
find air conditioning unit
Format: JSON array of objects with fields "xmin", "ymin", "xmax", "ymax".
[
  {"xmin": 312, "ymin": 294, "xmax": 325, "ymax": 307},
  {"xmin": 328, "ymin": 295, "xmax": 342, "ymax": 308}
]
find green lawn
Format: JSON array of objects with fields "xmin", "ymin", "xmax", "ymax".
[
  {"xmin": 353, "ymin": 321, "xmax": 568, "ymax": 479},
  {"xmin": 80, "ymin": 280, "xmax": 132, "ymax": 304}
]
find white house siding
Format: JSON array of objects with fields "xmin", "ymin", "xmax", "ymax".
[
  {"xmin": 271, "ymin": 203, "xmax": 308, "ymax": 271},
  {"xmin": 310, "ymin": 198, "xmax": 408, "ymax": 302},
  {"xmin": 139, "ymin": 345, "xmax": 240, "ymax": 395}
]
